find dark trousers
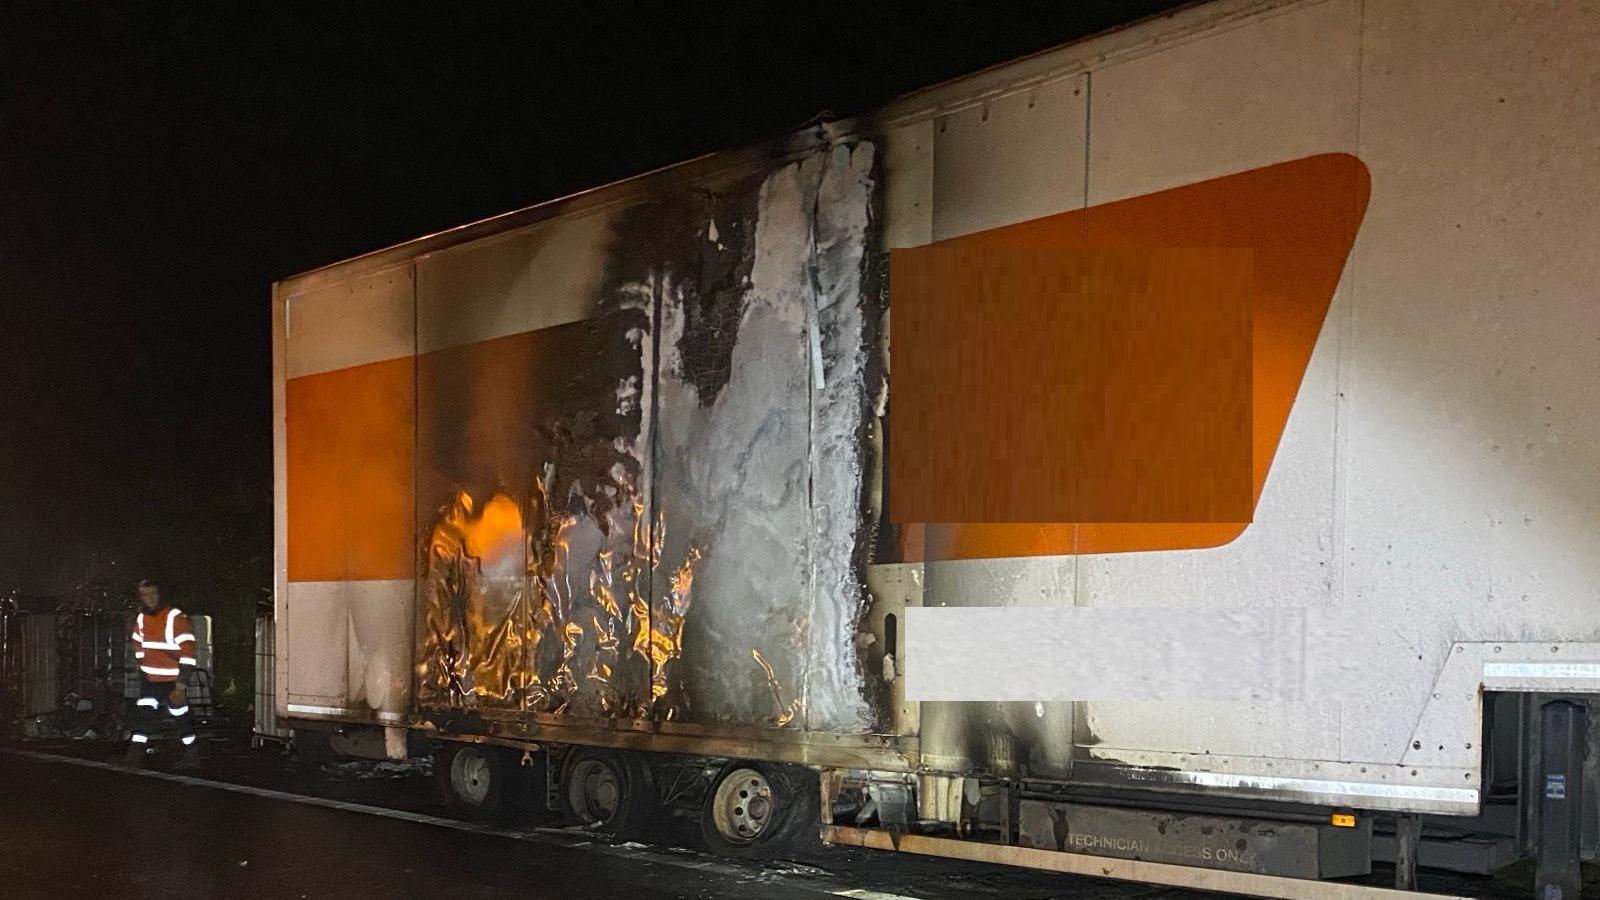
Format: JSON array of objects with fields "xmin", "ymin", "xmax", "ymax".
[{"xmin": 130, "ymin": 676, "xmax": 195, "ymax": 745}]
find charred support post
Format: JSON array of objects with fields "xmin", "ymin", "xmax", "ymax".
[
  {"xmin": 1393, "ymin": 814, "xmax": 1422, "ymax": 890},
  {"xmin": 819, "ymin": 768, "xmax": 847, "ymax": 827},
  {"xmin": 1536, "ymin": 700, "xmax": 1585, "ymax": 900},
  {"xmin": 1002, "ymin": 780, "xmax": 1020, "ymax": 846}
]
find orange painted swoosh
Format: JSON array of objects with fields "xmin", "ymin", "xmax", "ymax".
[{"xmin": 897, "ymin": 153, "xmax": 1371, "ymax": 561}]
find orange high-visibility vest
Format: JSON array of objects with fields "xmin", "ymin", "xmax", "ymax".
[{"xmin": 130, "ymin": 606, "xmax": 197, "ymax": 683}]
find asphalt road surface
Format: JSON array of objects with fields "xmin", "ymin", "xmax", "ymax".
[
  {"xmin": 0, "ymin": 741, "xmax": 1515, "ymax": 900},
  {"xmin": 0, "ymin": 747, "xmax": 1184, "ymax": 900}
]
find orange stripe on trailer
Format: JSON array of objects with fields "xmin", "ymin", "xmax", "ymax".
[
  {"xmin": 895, "ymin": 152, "xmax": 1370, "ymax": 561},
  {"xmin": 285, "ymin": 355, "xmax": 416, "ymax": 582}
]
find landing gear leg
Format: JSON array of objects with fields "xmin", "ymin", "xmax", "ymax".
[
  {"xmin": 1535, "ymin": 700, "xmax": 1585, "ymax": 900},
  {"xmin": 1393, "ymin": 814, "xmax": 1421, "ymax": 890}
]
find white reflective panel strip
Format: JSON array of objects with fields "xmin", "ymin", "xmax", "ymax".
[
  {"xmin": 141, "ymin": 641, "xmax": 179, "ymax": 650},
  {"xmin": 286, "ymin": 703, "xmax": 406, "ymax": 724},
  {"xmin": 1484, "ymin": 662, "xmax": 1600, "ymax": 680},
  {"xmin": 136, "ymin": 698, "xmax": 159, "ymax": 708},
  {"xmin": 130, "ymin": 734, "xmax": 148, "ymax": 743},
  {"xmin": 131, "ymin": 634, "xmax": 145, "ymax": 644},
  {"xmin": 179, "ymin": 657, "xmax": 197, "ymax": 666},
  {"xmin": 180, "ymin": 735, "xmax": 196, "ymax": 745},
  {"xmin": 165, "ymin": 608, "xmax": 179, "ymax": 645},
  {"xmin": 137, "ymin": 613, "xmax": 145, "ymax": 629},
  {"xmin": 135, "ymin": 651, "xmax": 145, "ymax": 659},
  {"xmin": 173, "ymin": 634, "xmax": 196, "ymax": 643},
  {"xmin": 1147, "ymin": 769, "xmax": 1479, "ymax": 806},
  {"xmin": 140, "ymin": 666, "xmax": 180, "ymax": 676},
  {"xmin": 168, "ymin": 705, "xmax": 190, "ymax": 716}
]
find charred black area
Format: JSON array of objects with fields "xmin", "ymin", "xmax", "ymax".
[
  {"xmin": 852, "ymin": 144, "xmax": 895, "ymax": 730},
  {"xmin": 680, "ymin": 177, "xmax": 762, "ymax": 407},
  {"xmin": 866, "ymin": 246, "xmax": 896, "ymax": 566},
  {"xmin": 415, "ymin": 311, "xmax": 645, "ymax": 524},
  {"xmin": 597, "ymin": 197, "xmax": 692, "ymax": 312},
  {"xmin": 428, "ymin": 707, "xmax": 491, "ymax": 735}
]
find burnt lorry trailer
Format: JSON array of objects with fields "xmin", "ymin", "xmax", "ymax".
[{"xmin": 271, "ymin": 0, "xmax": 1600, "ymax": 894}]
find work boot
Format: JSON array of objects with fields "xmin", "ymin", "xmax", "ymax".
[
  {"xmin": 122, "ymin": 742, "xmax": 148, "ymax": 768},
  {"xmin": 173, "ymin": 741, "xmax": 201, "ymax": 772}
]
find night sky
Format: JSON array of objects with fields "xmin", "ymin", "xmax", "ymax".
[{"xmin": 0, "ymin": 2, "xmax": 1183, "ymax": 602}]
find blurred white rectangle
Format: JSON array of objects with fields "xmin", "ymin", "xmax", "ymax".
[{"xmin": 904, "ymin": 606, "xmax": 1306, "ymax": 702}]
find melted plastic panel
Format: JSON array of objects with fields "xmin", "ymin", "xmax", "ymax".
[
  {"xmin": 652, "ymin": 144, "xmax": 881, "ymax": 733},
  {"xmin": 412, "ymin": 202, "xmax": 657, "ymax": 720},
  {"xmin": 652, "ymin": 164, "xmax": 814, "ymax": 728},
  {"xmin": 805, "ymin": 144, "xmax": 881, "ymax": 733},
  {"xmin": 413, "ymin": 315, "xmax": 651, "ymax": 718}
]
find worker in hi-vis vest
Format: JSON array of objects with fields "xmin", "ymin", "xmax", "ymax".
[{"xmin": 124, "ymin": 577, "xmax": 199, "ymax": 767}]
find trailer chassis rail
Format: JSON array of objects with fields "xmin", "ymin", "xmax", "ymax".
[{"xmin": 819, "ymin": 825, "xmax": 1471, "ymax": 900}]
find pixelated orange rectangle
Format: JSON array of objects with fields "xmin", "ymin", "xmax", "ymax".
[
  {"xmin": 889, "ymin": 246, "xmax": 1252, "ymax": 524},
  {"xmin": 286, "ymin": 355, "xmax": 416, "ymax": 582}
]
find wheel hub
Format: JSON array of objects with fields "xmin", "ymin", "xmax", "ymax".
[
  {"xmin": 711, "ymin": 767, "xmax": 774, "ymax": 843},
  {"xmin": 568, "ymin": 758, "xmax": 622, "ymax": 825},
  {"xmin": 450, "ymin": 749, "xmax": 493, "ymax": 806}
]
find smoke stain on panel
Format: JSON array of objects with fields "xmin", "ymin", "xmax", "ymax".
[
  {"xmin": 679, "ymin": 181, "xmax": 760, "ymax": 407},
  {"xmin": 594, "ymin": 196, "xmax": 708, "ymax": 723},
  {"xmin": 648, "ymin": 142, "xmax": 882, "ymax": 733}
]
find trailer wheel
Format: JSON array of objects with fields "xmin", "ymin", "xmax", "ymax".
[
  {"xmin": 559, "ymin": 748, "xmax": 653, "ymax": 837},
  {"xmin": 699, "ymin": 762, "xmax": 819, "ymax": 856},
  {"xmin": 437, "ymin": 743, "xmax": 521, "ymax": 822}
]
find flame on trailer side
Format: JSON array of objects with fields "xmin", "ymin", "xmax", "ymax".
[{"xmin": 416, "ymin": 478, "xmax": 706, "ymax": 722}]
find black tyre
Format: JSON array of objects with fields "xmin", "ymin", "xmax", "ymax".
[
  {"xmin": 436, "ymin": 743, "xmax": 525, "ymax": 823},
  {"xmin": 699, "ymin": 762, "xmax": 820, "ymax": 856},
  {"xmin": 558, "ymin": 748, "xmax": 654, "ymax": 838}
]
